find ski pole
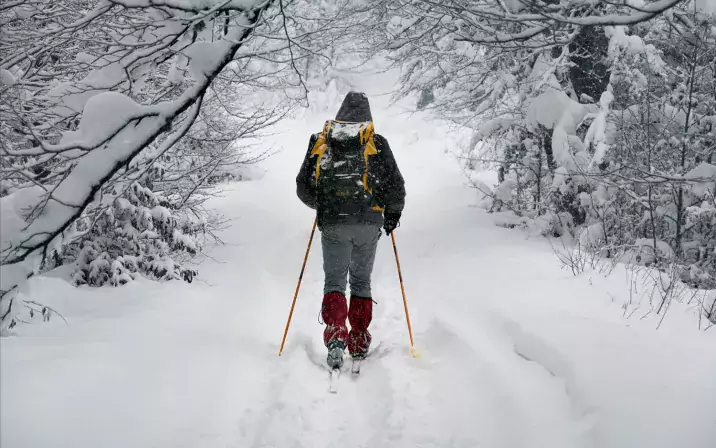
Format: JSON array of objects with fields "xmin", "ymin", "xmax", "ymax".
[
  {"xmin": 278, "ymin": 217, "xmax": 317, "ymax": 356},
  {"xmin": 391, "ymin": 231, "xmax": 418, "ymax": 357}
]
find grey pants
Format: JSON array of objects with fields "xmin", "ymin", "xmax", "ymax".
[{"xmin": 321, "ymin": 224, "xmax": 381, "ymax": 298}]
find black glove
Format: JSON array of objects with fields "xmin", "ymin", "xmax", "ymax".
[{"xmin": 383, "ymin": 211, "xmax": 401, "ymax": 235}]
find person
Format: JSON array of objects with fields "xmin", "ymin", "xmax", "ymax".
[{"xmin": 296, "ymin": 92, "xmax": 406, "ymax": 368}]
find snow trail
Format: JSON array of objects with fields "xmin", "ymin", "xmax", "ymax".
[{"xmin": 2, "ymin": 72, "xmax": 715, "ymax": 448}]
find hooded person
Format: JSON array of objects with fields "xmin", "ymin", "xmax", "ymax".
[{"xmin": 296, "ymin": 92, "xmax": 406, "ymax": 368}]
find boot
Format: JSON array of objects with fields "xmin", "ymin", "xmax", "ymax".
[
  {"xmin": 348, "ymin": 295, "xmax": 373, "ymax": 358},
  {"xmin": 326, "ymin": 340, "xmax": 346, "ymax": 370},
  {"xmin": 322, "ymin": 291, "xmax": 348, "ymax": 355}
]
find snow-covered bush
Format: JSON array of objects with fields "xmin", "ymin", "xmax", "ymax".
[{"xmin": 67, "ymin": 181, "xmax": 201, "ymax": 287}]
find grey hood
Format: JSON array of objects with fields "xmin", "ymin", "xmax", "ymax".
[{"xmin": 335, "ymin": 91, "xmax": 373, "ymax": 122}]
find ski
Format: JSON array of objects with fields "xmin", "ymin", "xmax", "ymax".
[
  {"xmin": 326, "ymin": 343, "xmax": 345, "ymax": 370},
  {"xmin": 328, "ymin": 367, "xmax": 341, "ymax": 394},
  {"xmin": 319, "ymin": 342, "xmax": 387, "ymax": 389},
  {"xmin": 350, "ymin": 342, "xmax": 385, "ymax": 376},
  {"xmin": 350, "ymin": 358, "xmax": 362, "ymax": 375}
]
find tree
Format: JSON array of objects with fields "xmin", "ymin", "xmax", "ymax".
[
  {"xmin": 0, "ymin": 0, "xmax": 335, "ymax": 332},
  {"xmin": 360, "ymin": 0, "xmax": 716, "ymax": 323}
]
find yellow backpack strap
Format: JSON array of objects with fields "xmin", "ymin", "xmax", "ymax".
[
  {"xmin": 359, "ymin": 122, "xmax": 384, "ymax": 212},
  {"xmin": 360, "ymin": 122, "xmax": 378, "ymax": 191},
  {"xmin": 310, "ymin": 120, "xmax": 333, "ymax": 182}
]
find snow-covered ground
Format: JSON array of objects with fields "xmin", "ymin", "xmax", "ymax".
[{"xmin": 2, "ymin": 71, "xmax": 715, "ymax": 448}]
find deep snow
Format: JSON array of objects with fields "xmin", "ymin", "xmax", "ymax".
[{"xmin": 1, "ymin": 72, "xmax": 715, "ymax": 448}]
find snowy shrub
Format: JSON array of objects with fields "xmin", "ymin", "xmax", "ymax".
[{"xmin": 66, "ymin": 182, "xmax": 201, "ymax": 287}]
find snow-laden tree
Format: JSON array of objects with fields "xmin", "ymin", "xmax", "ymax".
[
  {"xmin": 359, "ymin": 0, "xmax": 716, "ymax": 323},
  {"xmin": 359, "ymin": 0, "xmax": 693, "ymax": 226},
  {"xmin": 0, "ymin": 0, "xmax": 339, "ymax": 332},
  {"xmin": 603, "ymin": 4, "xmax": 716, "ymax": 288}
]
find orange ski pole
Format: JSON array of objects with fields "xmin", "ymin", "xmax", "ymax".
[
  {"xmin": 391, "ymin": 232, "xmax": 418, "ymax": 357},
  {"xmin": 278, "ymin": 217, "xmax": 317, "ymax": 356}
]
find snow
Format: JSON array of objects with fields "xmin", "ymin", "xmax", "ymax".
[
  {"xmin": 527, "ymin": 90, "xmax": 595, "ymax": 167},
  {"xmin": 527, "ymin": 90, "xmax": 574, "ymax": 130},
  {"xmin": 552, "ymin": 166, "xmax": 570, "ymax": 189},
  {"xmin": 2, "ymin": 69, "xmax": 715, "ymax": 448},
  {"xmin": 685, "ymin": 162, "xmax": 716, "ymax": 181},
  {"xmin": 579, "ymin": 221, "xmax": 605, "ymax": 246},
  {"xmin": 0, "ymin": 187, "xmax": 47, "ymax": 313},
  {"xmin": 685, "ymin": 162, "xmax": 716, "ymax": 197},
  {"xmin": 25, "ymin": 94, "xmax": 148, "ymax": 236},
  {"xmin": 114, "ymin": 197, "xmax": 133, "ymax": 211},
  {"xmin": 635, "ymin": 238, "xmax": 675, "ymax": 259},
  {"xmin": 84, "ymin": 63, "xmax": 125, "ymax": 90},
  {"xmin": 474, "ymin": 117, "xmax": 518, "ymax": 141},
  {"xmin": 586, "ymin": 91, "xmax": 614, "ymax": 169},
  {"xmin": 47, "ymin": 64, "xmax": 127, "ymax": 119},
  {"xmin": 331, "ymin": 121, "xmax": 366, "ymax": 140},
  {"xmin": 185, "ymin": 41, "xmax": 231, "ymax": 79},
  {"xmin": 61, "ymin": 92, "xmax": 144, "ymax": 149},
  {"xmin": 0, "ymin": 68, "xmax": 17, "ymax": 86},
  {"xmin": 172, "ymin": 229, "xmax": 197, "ymax": 252},
  {"xmin": 0, "ymin": 187, "xmax": 46, "ymax": 255},
  {"xmin": 696, "ymin": 0, "xmax": 716, "ymax": 14},
  {"xmin": 605, "ymin": 26, "xmax": 646, "ymax": 57},
  {"xmin": 0, "ymin": 187, "xmax": 50, "ymax": 329},
  {"xmin": 496, "ymin": 173, "xmax": 518, "ymax": 201},
  {"xmin": 151, "ymin": 206, "xmax": 172, "ymax": 224},
  {"xmin": 2, "ymin": 91, "xmax": 154, "ymax": 290},
  {"xmin": 529, "ymin": 54, "xmax": 562, "ymax": 91},
  {"xmin": 13, "ymin": 5, "xmax": 36, "ymax": 19},
  {"xmin": 503, "ymin": 0, "xmax": 528, "ymax": 13}
]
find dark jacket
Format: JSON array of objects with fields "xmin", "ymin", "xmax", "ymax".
[
  {"xmin": 296, "ymin": 132, "xmax": 406, "ymax": 227},
  {"xmin": 296, "ymin": 92, "xmax": 406, "ymax": 228}
]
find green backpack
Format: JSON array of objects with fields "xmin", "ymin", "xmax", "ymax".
[{"xmin": 310, "ymin": 120, "xmax": 384, "ymax": 212}]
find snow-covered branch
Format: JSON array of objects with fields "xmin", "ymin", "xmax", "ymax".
[
  {"xmin": 1, "ymin": 0, "xmax": 285, "ymax": 331},
  {"xmin": 484, "ymin": 0, "xmax": 687, "ymax": 27},
  {"xmin": 107, "ymin": 0, "xmax": 267, "ymax": 14}
]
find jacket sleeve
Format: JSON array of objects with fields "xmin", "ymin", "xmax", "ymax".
[
  {"xmin": 375, "ymin": 134, "xmax": 406, "ymax": 214},
  {"xmin": 296, "ymin": 134, "xmax": 319, "ymax": 210}
]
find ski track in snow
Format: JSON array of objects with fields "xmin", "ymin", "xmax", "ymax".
[{"xmin": 2, "ymin": 72, "xmax": 715, "ymax": 448}]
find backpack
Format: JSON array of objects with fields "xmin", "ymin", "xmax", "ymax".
[{"xmin": 310, "ymin": 120, "xmax": 384, "ymax": 212}]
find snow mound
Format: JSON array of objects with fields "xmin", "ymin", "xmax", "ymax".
[
  {"xmin": 527, "ymin": 90, "xmax": 595, "ymax": 167},
  {"xmin": 606, "ymin": 26, "xmax": 646, "ymax": 56},
  {"xmin": 60, "ymin": 92, "xmax": 143, "ymax": 147},
  {"xmin": 635, "ymin": 238, "xmax": 675, "ymax": 260},
  {"xmin": 0, "ymin": 186, "xmax": 46, "ymax": 255},
  {"xmin": 331, "ymin": 121, "xmax": 366, "ymax": 140},
  {"xmin": 696, "ymin": 0, "xmax": 716, "ymax": 14},
  {"xmin": 185, "ymin": 40, "xmax": 231, "ymax": 79},
  {"xmin": 47, "ymin": 64, "xmax": 127, "ymax": 118},
  {"xmin": 685, "ymin": 163, "xmax": 716, "ymax": 197},
  {"xmin": 0, "ymin": 68, "xmax": 16, "ymax": 86}
]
